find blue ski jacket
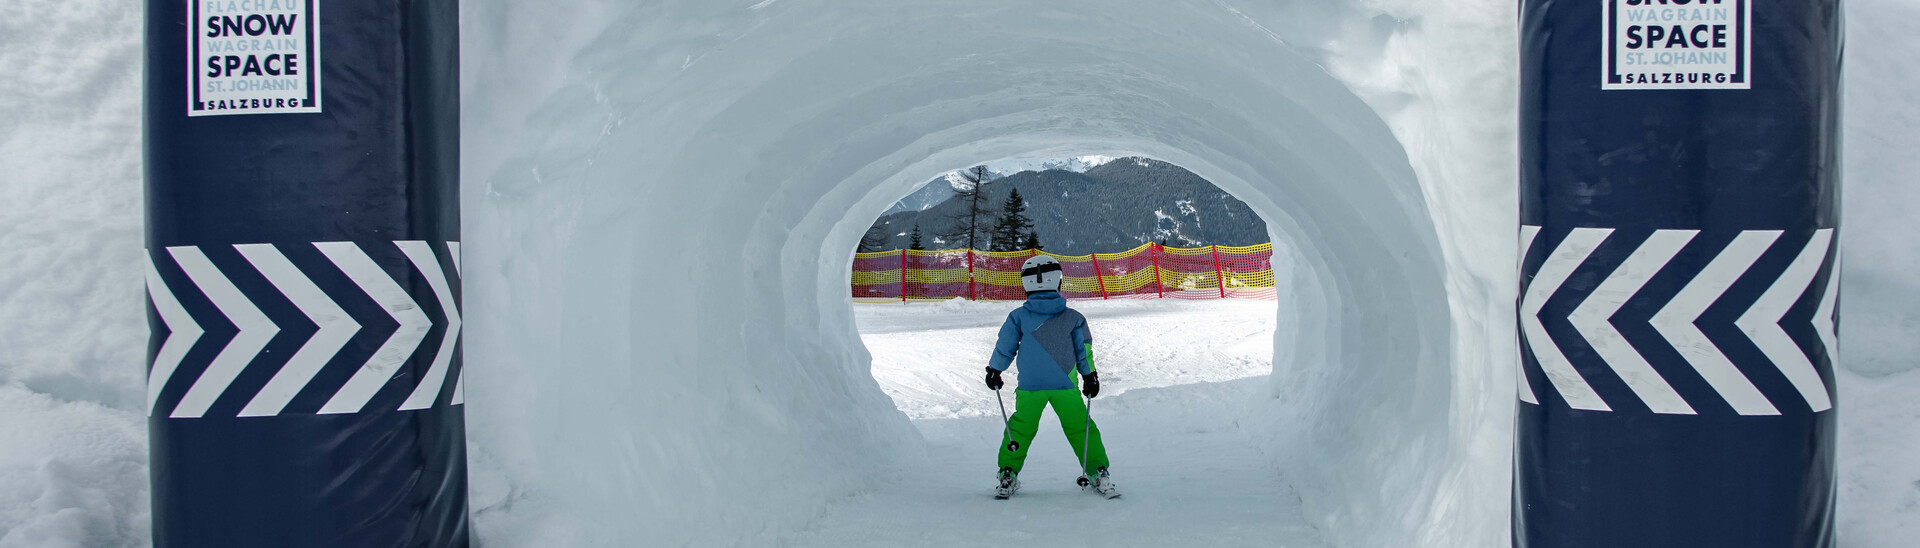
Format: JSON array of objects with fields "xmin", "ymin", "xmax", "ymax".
[{"xmin": 989, "ymin": 291, "xmax": 1094, "ymax": 391}]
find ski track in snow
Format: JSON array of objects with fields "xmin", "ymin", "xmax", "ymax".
[{"xmin": 781, "ymin": 300, "xmax": 1328, "ymax": 547}]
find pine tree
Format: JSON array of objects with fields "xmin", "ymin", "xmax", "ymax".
[
  {"xmin": 909, "ymin": 224, "xmax": 924, "ymax": 251},
  {"xmin": 989, "ymin": 188, "xmax": 1035, "ymax": 252},
  {"xmin": 945, "ymin": 166, "xmax": 993, "ymax": 252},
  {"xmin": 858, "ymin": 224, "xmax": 889, "ymax": 253},
  {"xmin": 1023, "ymin": 231, "xmax": 1043, "ymax": 252}
]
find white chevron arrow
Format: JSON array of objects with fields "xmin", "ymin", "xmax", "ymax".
[
  {"xmin": 451, "ymin": 371, "xmax": 466, "ymax": 405},
  {"xmin": 1520, "ymin": 226, "xmax": 1611, "ymax": 411},
  {"xmin": 168, "ymin": 246, "xmax": 281, "ymax": 418},
  {"xmin": 145, "ymin": 255, "xmax": 204, "ymax": 416},
  {"xmin": 1813, "ymin": 238, "xmax": 1840, "ymax": 373},
  {"xmin": 448, "ymin": 241, "xmax": 461, "ymax": 274},
  {"xmin": 234, "ymin": 244, "xmax": 363, "ymax": 417},
  {"xmin": 316, "ymin": 242, "xmax": 432, "ymax": 415},
  {"xmin": 1651, "ymin": 231, "xmax": 1780, "ymax": 415},
  {"xmin": 448, "ymin": 241, "xmax": 464, "ymax": 406},
  {"xmin": 1516, "ymin": 226, "xmax": 1542, "ymax": 405},
  {"xmin": 1735, "ymin": 229, "xmax": 1834, "ymax": 412},
  {"xmin": 397, "ymin": 241, "xmax": 461, "ymax": 411},
  {"xmin": 1570, "ymin": 230, "xmax": 1697, "ymax": 414}
]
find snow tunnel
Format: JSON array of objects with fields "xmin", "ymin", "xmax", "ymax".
[{"xmin": 458, "ymin": 1, "xmax": 1502, "ymax": 545}]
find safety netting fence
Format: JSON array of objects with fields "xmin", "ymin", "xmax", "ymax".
[{"xmin": 852, "ymin": 243, "xmax": 1276, "ymax": 302}]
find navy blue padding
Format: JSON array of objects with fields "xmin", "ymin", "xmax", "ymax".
[
  {"xmin": 1516, "ymin": 1, "xmax": 1840, "ymax": 547},
  {"xmin": 144, "ymin": 0, "xmax": 467, "ymax": 546}
]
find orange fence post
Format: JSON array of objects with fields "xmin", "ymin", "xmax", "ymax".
[
  {"xmin": 1150, "ymin": 243, "xmax": 1163, "ymax": 298},
  {"xmin": 1212, "ymin": 244, "xmax": 1226, "ymax": 299},
  {"xmin": 899, "ymin": 249, "xmax": 908, "ymax": 303},
  {"xmin": 1091, "ymin": 252, "xmax": 1109, "ymax": 300}
]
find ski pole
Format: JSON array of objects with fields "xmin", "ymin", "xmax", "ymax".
[
  {"xmin": 996, "ymin": 388, "xmax": 1018, "ymax": 452},
  {"xmin": 1077, "ymin": 394, "xmax": 1096, "ymax": 488}
]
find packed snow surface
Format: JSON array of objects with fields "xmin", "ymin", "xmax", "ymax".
[
  {"xmin": 859, "ymin": 299, "xmax": 1279, "ymax": 421},
  {"xmin": 3, "ymin": 0, "xmax": 1920, "ymax": 546},
  {"xmin": 779, "ymin": 299, "xmax": 1322, "ymax": 547}
]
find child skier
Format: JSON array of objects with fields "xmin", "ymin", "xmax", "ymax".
[{"xmin": 985, "ymin": 255, "xmax": 1119, "ymax": 499}]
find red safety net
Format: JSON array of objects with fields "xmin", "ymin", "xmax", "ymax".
[{"xmin": 851, "ymin": 243, "xmax": 1276, "ymax": 302}]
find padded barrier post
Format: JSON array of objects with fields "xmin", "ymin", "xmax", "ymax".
[
  {"xmin": 1090, "ymin": 252, "xmax": 1109, "ymax": 299},
  {"xmin": 144, "ymin": 0, "xmax": 468, "ymax": 546},
  {"xmin": 1211, "ymin": 245, "xmax": 1225, "ymax": 298},
  {"xmin": 1150, "ymin": 244, "xmax": 1163, "ymax": 298},
  {"xmin": 1517, "ymin": 1, "xmax": 1840, "ymax": 547}
]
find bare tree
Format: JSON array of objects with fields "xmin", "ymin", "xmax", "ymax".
[{"xmin": 945, "ymin": 166, "xmax": 994, "ymax": 251}]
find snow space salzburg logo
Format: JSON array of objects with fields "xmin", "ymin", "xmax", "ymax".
[
  {"xmin": 1603, "ymin": 0, "xmax": 1750, "ymax": 90},
  {"xmin": 187, "ymin": 0, "xmax": 320, "ymax": 116}
]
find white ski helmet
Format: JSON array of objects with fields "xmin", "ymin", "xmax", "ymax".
[{"xmin": 1020, "ymin": 255, "xmax": 1064, "ymax": 294}]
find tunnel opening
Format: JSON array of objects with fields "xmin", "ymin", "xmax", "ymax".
[
  {"xmin": 458, "ymin": 2, "xmax": 1497, "ymax": 546},
  {"xmin": 822, "ymin": 156, "xmax": 1301, "ymax": 543},
  {"xmin": 846, "ymin": 156, "xmax": 1285, "ymax": 417}
]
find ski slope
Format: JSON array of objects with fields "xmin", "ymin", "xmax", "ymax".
[
  {"xmin": 781, "ymin": 299, "xmax": 1324, "ymax": 547},
  {"xmin": 857, "ymin": 299, "xmax": 1279, "ymax": 420}
]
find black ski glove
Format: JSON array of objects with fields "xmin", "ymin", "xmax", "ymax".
[
  {"xmin": 1082, "ymin": 371, "xmax": 1100, "ymax": 398},
  {"xmin": 985, "ymin": 367, "xmax": 1004, "ymax": 390}
]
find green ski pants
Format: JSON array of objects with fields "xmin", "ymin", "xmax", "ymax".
[{"xmin": 999, "ymin": 388, "xmax": 1109, "ymax": 476}]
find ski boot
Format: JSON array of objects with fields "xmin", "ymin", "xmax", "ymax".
[
  {"xmin": 993, "ymin": 467, "xmax": 1020, "ymax": 499},
  {"xmin": 1089, "ymin": 467, "xmax": 1121, "ymax": 499}
]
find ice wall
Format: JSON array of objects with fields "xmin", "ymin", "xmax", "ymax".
[
  {"xmin": 1835, "ymin": 0, "xmax": 1920, "ymax": 377},
  {"xmin": 461, "ymin": 1, "xmax": 1470, "ymax": 545}
]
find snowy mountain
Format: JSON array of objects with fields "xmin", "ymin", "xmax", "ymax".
[
  {"xmin": 881, "ymin": 172, "xmax": 982, "ymax": 215},
  {"xmin": 985, "ymin": 154, "xmax": 1117, "ymax": 175},
  {"xmin": 880, "ymin": 155, "xmax": 1116, "ymax": 215},
  {"xmin": 866, "ymin": 157, "xmax": 1267, "ymax": 255}
]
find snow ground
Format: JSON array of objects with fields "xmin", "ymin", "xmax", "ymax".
[
  {"xmin": 803, "ymin": 299, "xmax": 1920, "ymax": 548},
  {"xmin": 1835, "ymin": 367, "xmax": 1920, "ymax": 548},
  {"xmin": 783, "ymin": 378, "xmax": 1324, "ymax": 548},
  {"xmin": 779, "ymin": 299, "xmax": 1326, "ymax": 547},
  {"xmin": 857, "ymin": 298, "xmax": 1279, "ymax": 420}
]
